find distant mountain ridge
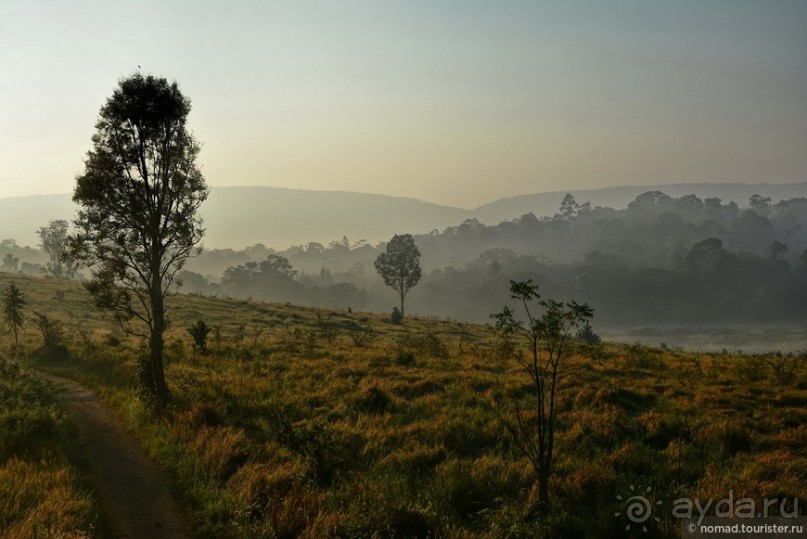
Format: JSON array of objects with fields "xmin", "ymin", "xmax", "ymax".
[
  {"xmin": 0, "ymin": 182, "xmax": 804, "ymax": 249},
  {"xmin": 473, "ymin": 182, "xmax": 807, "ymax": 223}
]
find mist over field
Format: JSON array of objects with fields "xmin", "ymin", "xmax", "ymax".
[
  {"xmin": 2, "ymin": 182, "xmax": 806, "ymax": 352},
  {"xmin": 2, "ymin": 182, "xmax": 805, "ymax": 250}
]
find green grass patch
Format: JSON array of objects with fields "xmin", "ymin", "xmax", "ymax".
[{"xmin": 0, "ymin": 356, "xmax": 103, "ymax": 538}]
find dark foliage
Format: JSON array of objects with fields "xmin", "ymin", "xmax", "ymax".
[
  {"xmin": 180, "ymin": 192, "xmax": 807, "ymax": 325},
  {"xmin": 187, "ymin": 319, "xmax": 212, "ymax": 353},
  {"xmin": 375, "ymin": 234, "xmax": 422, "ymax": 318},
  {"xmin": 70, "ymin": 73, "xmax": 208, "ymax": 401}
]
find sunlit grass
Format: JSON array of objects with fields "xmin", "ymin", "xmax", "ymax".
[
  {"xmin": 0, "ymin": 356, "xmax": 101, "ymax": 538},
  {"xmin": 4, "ymin": 271, "xmax": 806, "ymax": 537}
]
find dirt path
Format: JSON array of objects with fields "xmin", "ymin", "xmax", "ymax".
[{"xmin": 37, "ymin": 373, "xmax": 189, "ymax": 539}]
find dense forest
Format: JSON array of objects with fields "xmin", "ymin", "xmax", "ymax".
[
  {"xmin": 2, "ymin": 191, "xmax": 806, "ymax": 324},
  {"xmin": 175, "ymin": 191, "xmax": 807, "ymax": 324}
]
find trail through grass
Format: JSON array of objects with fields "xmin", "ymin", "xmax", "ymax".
[{"xmin": 36, "ymin": 372, "xmax": 189, "ymax": 538}]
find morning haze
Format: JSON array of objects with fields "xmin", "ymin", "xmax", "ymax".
[
  {"xmin": 1, "ymin": 1, "xmax": 805, "ymax": 207},
  {"xmin": 1, "ymin": 3, "xmax": 806, "ymax": 538}
]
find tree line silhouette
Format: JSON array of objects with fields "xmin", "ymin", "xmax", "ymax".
[
  {"xmin": 2, "ymin": 191, "xmax": 805, "ymax": 325},
  {"xmin": 168, "ymin": 191, "xmax": 807, "ymax": 324}
]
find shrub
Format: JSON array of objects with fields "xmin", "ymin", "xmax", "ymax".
[
  {"xmin": 383, "ymin": 506, "xmax": 435, "ymax": 537},
  {"xmin": 410, "ymin": 331, "xmax": 449, "ymax": 359},
  {"xmin": 187, "ymin": 319, "xmax": 212, "ymax": 353},
  {"xmin": 32, "ymin": 312, "xmax": 64, "ymax": 347},
  {"xmin": 576, "ymin": 322, "xmax": 601, "ymax": 344},
  {"xmin": 395, "ymin": 351, "xmax": 415, "ymax": 366},
  {"xmin": 0, "ymin": 355, "xmax": 19, "ymax": 378},
  {"xmin": 30, "ymin": 312, "xmax": 70, "ymax": 362},
  {"xmin": 104, "ymin": 332, "xmax": 122, "ymax": 347},
  {"xmin": 355, "ymin": 385, "xmax": 392, "ymax": 414}
]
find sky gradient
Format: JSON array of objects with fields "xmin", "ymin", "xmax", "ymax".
[{"xmin": 1, "ymin": 0, "xmax": 805, "ymax": 208}]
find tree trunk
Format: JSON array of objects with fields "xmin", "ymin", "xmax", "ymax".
[
  {"xmin": 536, "ymin": 394, "xmax": 550, "ymax": 514},
  {"xmin": 537, "ymin": 472, "xmax": 549, "ymax": 515},
  {"xmin": 400, "ymin": 288, "xmax": 405, "ymax": 318},
  {"xmin": 138, "ymin": 353, "xmax": 155, "ymax": 397},
  {"xmin": 147, "ymin": 247, "xmax": 170, "ymax": 402},
  {"xmin": 150, "ymin": 276, "xmax": 170, "ymax": 401},
  {"xmin": 535, "ymin": 363, "xmax": 551, "ymax": 515}
]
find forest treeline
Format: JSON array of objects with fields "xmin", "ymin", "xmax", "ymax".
[
  {"xmin": 2, "ymin": 191, "xmax": 806, "ymax": 324},
  {"xmin": 179, "ymin": 191, "xmax": 807, "ymax": 324}
]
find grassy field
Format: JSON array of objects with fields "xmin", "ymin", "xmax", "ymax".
[
  {"xmin": 2, "ymin": 272, "xmax": 805, "ymax": 538},
  {"xmin": 0, "ymin": 354, "xmax": 102, "ymax": 537}
]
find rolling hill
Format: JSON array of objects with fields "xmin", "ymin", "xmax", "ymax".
[{"xmin": 1, "ymin": 182, "xmax": 804, "ymax": 249}]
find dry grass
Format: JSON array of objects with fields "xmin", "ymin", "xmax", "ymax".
[
  {"xmin": 3, "ymin": 272, "xmax": 805, "ymax": 538},
  {"xmin": 0, "ymin": 355, "xmax": 101, "ymax": 538}
]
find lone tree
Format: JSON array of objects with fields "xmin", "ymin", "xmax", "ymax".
[
  {"xmin": 374, "ymin": 233, "xmax": 422, "ymax": 318},
  {"xmin": 2, "ymin": 280, "xmax": 27, "ymax": 347},
  {"xmin": 71, "ymin": 73, "xmax": 208, "ymax": 401},
  {"xmin": 492, "ymin": 280, "xmax": 593, "ymax": 514},
  {"xmin": 37, "ymin": 219, "xmax": 78, "ymax": 279}
]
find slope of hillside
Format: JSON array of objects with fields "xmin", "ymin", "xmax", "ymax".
[
  {"xmin": 1, "ymin": 182, "xmax": 804, "ymax": 250},
  {"xmin": 0, "ymin": 194, "xmax": 76, "ymax": 247},
  {"xmin": 0, "ymin": 188, "xmax": 468, "ymax": 250},
  {"xmin": 201, "ymin": 186, "xmax": 468, "ymax": 248}
]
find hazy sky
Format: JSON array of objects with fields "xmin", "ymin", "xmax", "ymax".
[{"xmin": 1, "ymin": 0, "xmax": 805, "ymax": 208}]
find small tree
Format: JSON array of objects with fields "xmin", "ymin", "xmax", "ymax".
[
  {"xmin": 187, "ymin": 319, "xmax": 211, "ymax": 353},
  {"xmin": 374, "ymin": 234, "xmax": 422, "ymax": 318},
  {"xmin": 491, "ymin": 280, "xmax": 593, "ymax": 513},
  {"xmin": 2, "ymin": 281, "xmax": 27, "ymax": 347},
  {"xmin": 37, "ymin": 220, "xmax": 78, "ymax": 279}
]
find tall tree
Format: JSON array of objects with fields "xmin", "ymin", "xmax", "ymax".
[
  {"xmin": 37, "ymin": 219, "xmax": 78, "ymax": 279},
  {"xmin": 71, "ymin": 73, "xmax": 208, "ymax": 401},
  {"xmin": 2, "ymin": 280, "xmax": 27, "ymax": 347},
  {"xmin": 374, "ymin": 233, "xmax": 422, "ymax": 318}
]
